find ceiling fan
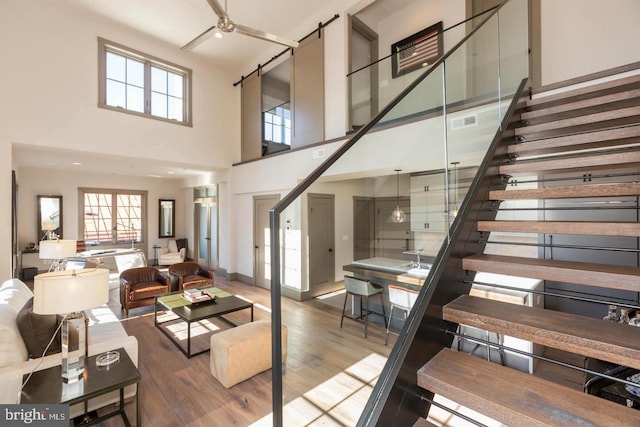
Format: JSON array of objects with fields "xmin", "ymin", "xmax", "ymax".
[{"xmin": 182, "ymin": 0, "xmax": 299, "ymax": 51}]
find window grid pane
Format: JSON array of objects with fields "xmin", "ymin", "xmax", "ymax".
[
  {"xmin": 83, "ymin": 191, "xmax": 143, "ymax": 245},
  {"xmin": 84, "ymin": 193, "xmax": 113, "ymax": 244},
  {"xmin": 101, "ymin": 40, "xmax": 190, "ymax": 125},
  {"xmin": 151, "ymin": 92, "xmax": 168, "ymax": 118},
  {"xmin": 126, "ymin": 58, "xmax": 144, "ymax": 87}
]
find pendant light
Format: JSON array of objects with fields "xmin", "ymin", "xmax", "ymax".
[{"xmin": 391, "ymin": 169, "xmax": 406, "ymax": 223}]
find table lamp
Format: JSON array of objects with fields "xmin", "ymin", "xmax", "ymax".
[
  {"xmin": 39, "ymin": 239, "xmax": 77, "ymax": 272},
  {"xmin": 33, "ymin": 268, "xmax": 109, "ymax": 383},
  {"xmin": 41, "ymin": 220, "xmax": 58, "ymax": 240}
]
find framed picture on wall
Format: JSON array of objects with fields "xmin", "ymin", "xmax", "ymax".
[{"xmin": 391, "ymin": 21, "xmax": 443, "ymax": 78}]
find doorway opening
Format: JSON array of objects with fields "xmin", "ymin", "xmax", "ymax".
[{"xmin": 194, "ymin": 185, "xmax": 218, "ymax": 269}]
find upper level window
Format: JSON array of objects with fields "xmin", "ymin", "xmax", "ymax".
[
  {"xmin": 98, "ymin": 37, "xmax": 192, "ymax": 126},
  {"xmin": 264, "ymin": 103, "xmax": 291, "ymax": 145}
]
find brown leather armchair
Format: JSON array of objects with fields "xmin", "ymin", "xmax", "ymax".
[
  {"xmin": 168, "ymin": 262, "xmax": 215, "ymax": 292},
  {"xmin": 120, "ymin": 267, "xmax": 170, "ymax": 316}
]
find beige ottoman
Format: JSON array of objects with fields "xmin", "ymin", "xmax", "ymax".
[{"xmin": 209, "ymin": 320, "xmax": 288, "ymax": 388}]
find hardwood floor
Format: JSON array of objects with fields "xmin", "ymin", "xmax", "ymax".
[
  {"xmin": 89, "ymin": 278, "xmax": 585, "ymax": 426},
  {"xmin": 97, "ymin": 277, "xmax": 392, "ymax": 426}
]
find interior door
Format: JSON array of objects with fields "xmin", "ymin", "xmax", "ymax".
[
  {"xmin": 353, "ymin": 196, "xmax": 374, "ymax": 261},
  {"xmin": 195, "ymin": 197, "xmax": 218, "ymax": 269},
  {"xmin": 349, "ymin": 15, "xmax": 378, "ymax": 130},
  {"xmin": 308, "ymin": 193, "xmax": 335, "ymax": 297},
  {"xmin": 254, "ymin": 195, "xmax": 280, "ymax": 290},
  {"xmin": 241, "ymin": 70, "xmax": 262, "ymax": 161},
  {"xmin": 291, "ymin": 28, "xmax": 325, "ymax": 149}
]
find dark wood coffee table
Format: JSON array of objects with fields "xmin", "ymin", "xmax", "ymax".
[
  {"xmin": 21, "ymin": 347, "xmax": 140, "ymax": 426},
  {"xmin": 154, "ymin": 287, "xmax": 254, "ymax": 358}
]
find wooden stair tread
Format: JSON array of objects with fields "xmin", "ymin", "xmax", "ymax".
[
  {"xmin": 515, "ymin": 105, "xmax": 640, "ymax": 136},
  {"xmin": 489, "ymin": 182, "xmax": 640, "ymax": 200},
  {"xmin": 527, "ymin": 73, "xmax": 640, "ymax": 108},
  {"xmin": 522, "ymin": 90, "xmax": 640, "ymax": 121},
  {"xmin": 462, "ymin": 254, "xmax": 640, "ymax": 292},
  {"xmin": 477, "ymin": 220, "xmax": 640, "ymax": 237},
  {"xmin": 500, "ymin": 149, "xmax": 640, "ymax": 174},
  {"xmin": 446, "ymin": 294, "xmax": 640, "ymax": 369},
  {"xmin": 417, "ymin": 348, "xmax": 640, "ymax": 427},
  {"xmin": 508, "ymin": 124, "xmax": 640, "ymax": 155}
]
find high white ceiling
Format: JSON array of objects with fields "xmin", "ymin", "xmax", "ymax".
[
  {"xmin": 13, "ymin": 0, "xmax": 406, "ymax": 180},
  {"xmin": 69, "ymin": 0, "xmax": 339, "ymax": 69}
]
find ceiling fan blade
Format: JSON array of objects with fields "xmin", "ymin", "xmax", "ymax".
[
  {"xmin": 235, "ymin": 24, "xmax": 299, "ymax": 48},
  {"xmin": 206, "ymin": 0, "xmax": 227, "ymax": 18},
  {"xmin": 181, "ymin": 24, "xmax": 218, "ymax": 51}
]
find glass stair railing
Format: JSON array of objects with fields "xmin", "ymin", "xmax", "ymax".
[{"xmin": 267, "ymin": 0, "xmax": 530, "ymax": 425}]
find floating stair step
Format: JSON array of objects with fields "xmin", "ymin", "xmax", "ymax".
[
  {"xmin": 500, "ymin": 149, "xmax": 640, "ymax": 175},
  {"xmin": 477, "ymin": 220, "xmax": 640, "ymax": 237},
  {"xmin": 445, "ymin": 294, "xmax": 640, "ymax": 369},
  {"xmin": 509, "ymin": 125, "xmax": 640, "ymax": 156},
  {"xmin": 462, "ymin": 254, "xmax": 640, "ymax": 292},
  {"xmin": 522, "ymin": 90, "xmax": 640, "ymax": 123},
  {"xmin": 515, "ymin": 105, "xmax": 640, "ymax": 137},
  {"xmin": 527, "ymin": 73, "xmax": 640, "ymax": 109},
  {"xmin": 489, "ymin": 182, "xmax": 640, "ymax": 201},
  {"xmin": 417, "ymin": 348, "xmax": 640, "ymax": 427}
]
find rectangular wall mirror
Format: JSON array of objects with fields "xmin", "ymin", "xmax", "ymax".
[
  {"xmin": 159, "ymin": 199, "xmax": 175, "ymax": 238},
  {"xmin": 38, "ymin": 195, "xmax": 63, "ymax": 240}
]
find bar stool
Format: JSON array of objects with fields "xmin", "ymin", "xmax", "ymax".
[
  {"xmin": 340, "ymin": 276, "xmax": 387, "ymax": 338},
  {"xmin": 385, "ymin": 285, "xmax": 420, "ymax": 345}
]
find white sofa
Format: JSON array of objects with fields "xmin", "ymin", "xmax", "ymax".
[{"xmin": 0, "ymin": 278, "xmax": 138, "ymax": 418}]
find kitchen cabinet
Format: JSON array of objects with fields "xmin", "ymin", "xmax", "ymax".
[
  {"xmin": 410, "ymin": 167, "xmax": 477, "ymax": 233},
  {"xmin": 410, "ymin": 173, "xmax": 447, "ymax": 232}
]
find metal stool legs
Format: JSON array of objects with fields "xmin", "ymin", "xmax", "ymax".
[
  {"xmin": 456, "ymin": 324, "xmax": 506, "ymax": 365},
  {"xmin": 340, "ymin": 290, "xmax": 387, "ymax": 338},
  {"xmin": 385, "ymin": 303, "xmax": 409, "ymax": 345}
]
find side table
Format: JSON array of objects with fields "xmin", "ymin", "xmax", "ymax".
[
  {"xmin": 21, "ymin": 348, "xmax": 141, "ymax": 426},
  {"xmin": 152, "ymin": 245, "xmax": 161, "ymax": 267}
]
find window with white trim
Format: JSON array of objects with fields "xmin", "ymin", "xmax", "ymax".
[
  {"xmin": 80, "ymin": 188, "xmax": 147, "ymax": 246},
  {"xmin": 98, "ymin": 37, "xmax": 192, "ymax": 126}
]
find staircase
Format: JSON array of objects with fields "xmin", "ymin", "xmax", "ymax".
[{"xmin": 417, "ymin": 73, "xmax": 640, "ymax": 425}]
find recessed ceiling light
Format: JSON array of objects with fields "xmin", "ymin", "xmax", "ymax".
[
  {"xmin": 72, "ymin": 162, "xmax": 82, "ymax": 166},
  {"xmin": 149, "ymin": 174, "xmax": 162, "ymax": 178},
  {"xmin": 168, "ymin": 171, "xmax": 175, "ymax": 174}
]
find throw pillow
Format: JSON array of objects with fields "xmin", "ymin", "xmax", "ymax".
[{"xmin": 16, "ymin": 298, "xmax": 79, "ymax": 358}]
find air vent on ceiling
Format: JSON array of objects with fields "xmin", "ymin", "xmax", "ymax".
[{"xmin": 450, "ymin": 113, "xmax": 478, "ymax": 130}]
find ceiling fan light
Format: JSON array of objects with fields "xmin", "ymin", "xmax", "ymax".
[{"xmin": 214, "ymin": 28, "xmax": 223, "ymax": 39}]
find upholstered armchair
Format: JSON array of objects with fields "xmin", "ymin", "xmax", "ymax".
[
  {"xmin": 168, "ymin": 262, "xmax": 215, "ymax": 292},
  {"xmin": 158, "ymin": 238, "xmax": 187, "ymax": 266},
  {"xmin": 120, "ymin": 267, "xmax": 170, "ymax": 316}
]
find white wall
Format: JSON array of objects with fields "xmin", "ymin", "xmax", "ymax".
[
  {"xmin": 540, "ymin": 0, "xmax": 640, "ymax": 85},
  {"xmin": 1, "ymin": 0, "xmax": 237, "ymax": 168},
  {"xmin": 17, "ymin": 167, "xmax": 186, "ymax": 260}
]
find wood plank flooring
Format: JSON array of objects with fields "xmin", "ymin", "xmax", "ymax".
[
  {"xmin": 95, "ymin": 278, "xmax": 392, "ymax": 426},
  {"xmin": 88, "ymin": 277, "xmax": 585, "ymax": 426}
]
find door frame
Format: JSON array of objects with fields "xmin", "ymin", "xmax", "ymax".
[
  {"xmin": 348, "ymin": 14, "xmax": 379, "ymax": 131},
  {"xmin": 465, "ymin": 0, "xmax": 541, "ymax": 89},
  {"xmin": 253, "ymin": 194, "xmax": 280, "ymax": 289},
  {"xmin": 307, "ymin": 193, "xmax": 336, "ymax": 298}
]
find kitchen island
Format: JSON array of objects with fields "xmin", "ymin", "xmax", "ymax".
[{"xmin": 342, "ymin": 257, "xmax": 433, "ymax": 290}]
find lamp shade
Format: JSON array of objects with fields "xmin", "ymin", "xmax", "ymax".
[
  {"xmin": 39, "ymin": 239, "xmax": 77, "ymax": 260},
  {"xmin": 33, "ymin": 268, "xmax": 109, "ymax": 315},
  {"xmin": 41, "ymin": 220, "xmax": 57, "ymax": 231}
]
